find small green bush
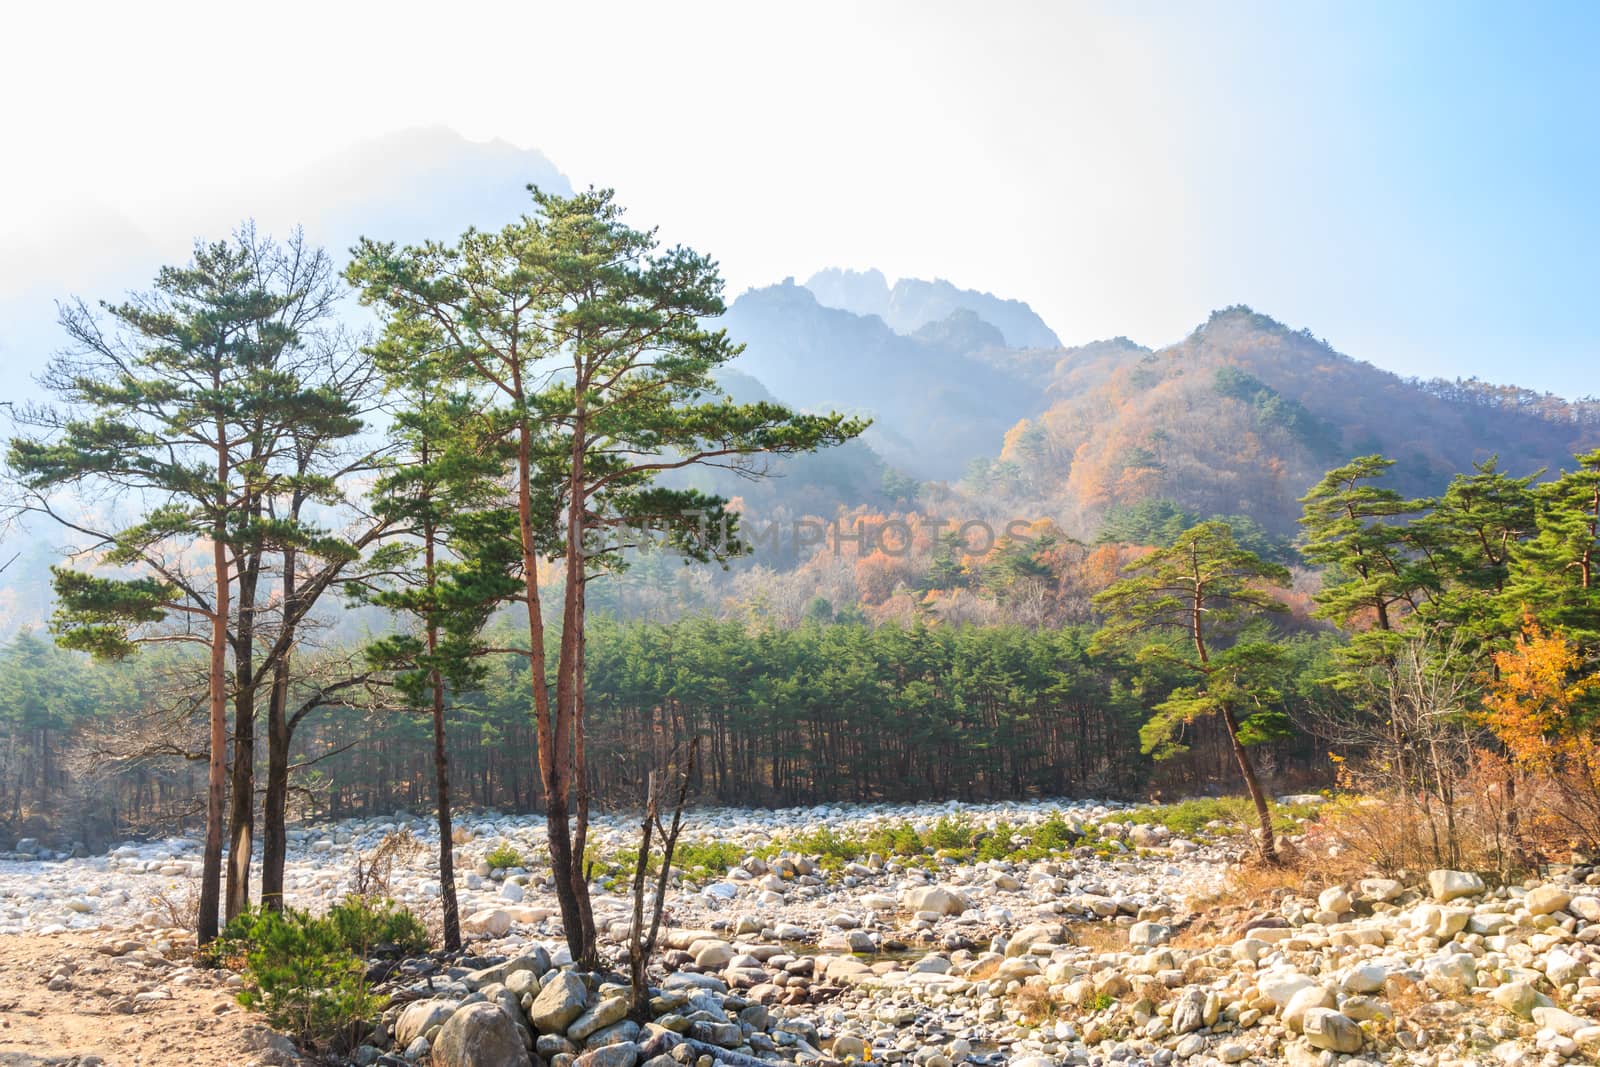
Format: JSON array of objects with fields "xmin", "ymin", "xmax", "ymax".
[
  {"xmin": 1101, "ymin": 796, "xmax": 1323, "ymax": 837},
  {"xmin": 864, "ymin": 821, "xmax": 924, "ymax": 858},
  {"xmin": 976, "ymin": 821, "xmax": 1018, "ymax": 862},
  {"xmin": 672, "ymin": 839, "xmax": 745, "ymax": 873},
  {"xmin": 484, "ymin": 842, "xmax": 523, "ymax": 869},
  {"xmin": 220, "ymin": 905, "xmax": 388, "ymax": 1052},
  {"xmin": 790, "ymin": 826, "xmax": 863, "ymax": 866},
  {"xmin": 326, "ymin": 896, "xmax": 430, "ymax": 957},
  {"xmin": 1032, "ymin": 812, "xmax": 1077, "ymax": 853},
  {"xmin": 927, "ymin": 816, "xmax": 973, "ymax": 851}
]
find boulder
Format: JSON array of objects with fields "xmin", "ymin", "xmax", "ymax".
[
  {"xmin": 432, "ymin": 1002, "xmax": 532, "ymax": 1067},
  {"xmin": 1317, "ymin": 886, "xmax": 1352, "ymax": 914},
  {"xmin": 461, "ymin": 908, "xmax": 513, "ymax": 938},
  {"xmin": 1284, "ymin": 985, "xmax": 1337, "ymax": 1032},
  {"xmin": 394, "ymin": 998, "xmax": 459, "ymax": 1047},
  {"xmin": 1127, "ymin": 920, "xmax": 1173, "ymax": 948},
  {"xmin": 691, "ymin": 940, "xmax": 735, "ymax": 969},
  {"xmin": 1427, "ymin": 869, "xmax": 1485, "ymax": 902},
  {"xmin": 1301, "ymin": 1008, "xmax": 1363, "ymax": 1054},
  {"xmin": 1533, "ymin": 1006, "xmax": 1590, "ymax": 1037},
  {"xmin": 1525, "ymin": 885, "xmax": 1573, "ymax": 916},
  {"xmin": 1423, "ymin": 952, "xmax": 1476, "ymax": 993},
  {"xmin": 1259, "ymin": 969, "xmax": 1319, "ymax": 1007},
  {"xmin": 1544, "ymin": 947, "xmax": 1585, "ymax": 984},
  {"xmin": 901, "ymin": 886, "xmax": 966, "ymax": 916},
  {"xmin": 1006, "ymin": 922, "xmax": 1063, "ymax": 957},
  {"xmin": 1359, "ymin": 878, "xmax": 1404, "ymax": 902},
  {"xmin": 1170, "ymin": 988, "xmax": 1210, "ymax": 1035},
  {"xmin": 1492, "ymin": 980, "xmax": 1538, "ymax": 1018},
  {"xmin": 528, "ymin": 972, "xmax": 589, "ymax": 1034},
  {"xmin": 568, "ymin": 996, "xmax": 628, "ymax": 1042},
  {"xmin": 576, "ymin": 1044, "xmax": 641, "ymax": 1067},
  {"xmin": 1569, "ymin": 896, "xmax": 1600, "ymax": 923}
]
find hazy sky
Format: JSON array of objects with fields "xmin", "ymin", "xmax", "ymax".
[{"xmin": 2, "ymin": 0, "xmax": 1596, "ymax": 397}]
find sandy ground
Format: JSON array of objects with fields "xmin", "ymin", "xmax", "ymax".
[{"xmin": 0, "ymin": 932, "xmax": 301, "ymax": 1067}]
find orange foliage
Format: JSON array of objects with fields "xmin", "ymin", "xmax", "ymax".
[{"xmin": 1482, "ymin": 617, "xmax": 1598, "ymax": 772}]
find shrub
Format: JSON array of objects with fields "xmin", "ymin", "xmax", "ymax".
[
  {"xmin": 673, "ymin": 839, "xmax": 745, "ymax": 873},
  {"xmin": 1032, "ymin": 812, "xmax": 1077, "ymax": 853},
  {"xmin": 865, "ymin": 822, "xmax": 924, "ymax": 858},
  {"xmin": 220, "ymin": 905, "xmax": 387, "ymax": 1052},
  {"xmin": 484, "ymin": 842, "xmax": 523, "ymax": 870},
  {"xmin": 976, "ymin": 821, "xmax": 1018, "ymax": 861},
  {"xmin": 790, "ymin": 826, "xmax": 863, "ymax": 865},
  {"xmin": 326, "ymin": 895, "xmax": 431, "ymax": 957},
  {"xmin": 927, "ymin": 816, "xmax": 973, "ymax": 851},
  {"xmin": 1101, "ymin": 796, "xmax": 1321, "ymax": 837}
]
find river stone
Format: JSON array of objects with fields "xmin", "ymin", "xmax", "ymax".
[
  {"xmin": 1259, "ymin": 969, "xmax": 1318, "ymax": 1006},
  {"xmin": 1170, "ymin": 988, "xmax": 1209, "ymax": 1034},
  {"xmin": 395, "ymin": 999, "xmax": 459, "ymax": 1047},
  {"xmin": 1525, "ymin": 885, "xmax": 1573, "ymax": 916},
  {"xmin": 461, "ymin": 908, "xmax": 513, "ymax": 938},
  {"xmin": 1544, "ymin": 947, "xmax": 1585, "ymax": 984},
  {"xmin": 1359, "ymin": 877, "xmax": 1404, "ymax": 902},
  {"xmin": 1302, "ymin": 1008, "xmax": 1363, "ymax": 1053},
  {"xmin": 1493, "ymin": 980, "xmax": 1538, "ymax": 1018},
  {"xmin": 575, "ymin": 1044, "xmax": 640, "ymax": 1067},
  {"xmin": 528, "ymin": 972, "xmax": 589, "ymax": 1034},
  {"xmin": 1128, "ymin": 920, "xmax": 1172, "ymax": 947},
  {"xmin": 568, "ymin": 995, "xmax": 628, "ymax": 1042},
  {"xmin": 1341, "ymin": 961, "xmax": 1391, "ymax": 994},
  {"xmin": 901, "ymin": 885, "xmax": 966, "ymax": 916},
  {"xmin": 692, "ymin": 940, "xmax": 735, "ymax": 968},
  {"xmin": 432, "ymin": 1002, "xmax": 532, "ymax": 1067},
  {"xmin": 1569, "ymin": 896, "xmax": 1600, "ymax": 923},
  {"xmin": 1006, "ymin": 922, "xmax": 1061, "ymax": 957},
  {"xmin": 1427, "ymin": 869, "xmax": 1485, "ymax": 902},
  {"xmin": 1533, "ymin": 1006, "xmax": 1589, "ymax": 1037},
  {"xmin": 1284, "ymin": 985, "xmax": 1337, "ymax": 1032},
  {"xmin": 1423, "ymin": 952, "xmax": 1476, "ymax": 993},
  {"xmin": 1317, "ymin": 886, "xmax": 1352, "ymax": 914}
]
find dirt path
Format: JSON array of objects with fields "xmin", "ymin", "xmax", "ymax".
[{"xmin": 0, "ymin": 932, "xmax": 301, "ymax": 1067}]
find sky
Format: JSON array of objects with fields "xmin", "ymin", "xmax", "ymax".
[{"xmin": 1, "ymin": 0, "xmax": 1596, "ymax": 398}]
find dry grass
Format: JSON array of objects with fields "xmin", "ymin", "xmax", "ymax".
[
  {"xmin": 1013, "ymin": 982, "xmax": 1066, "ymax": 1024},
  {"xmin": 351, "ymin": 829, "xmax": 423, "ymax": 900},
  {"xmin": 965, "ymin": 956, "xmax": 1003, "ymax": 980},
  {"xmin": 1382, "ymin": 973, "xmax": 1434, "ymax": 1022},
  {"xmin": 147, "ymin": 876, "xmax": 200, "ymax": 931},
  {"xmin": 1065, "ymin": 920, "xmax": 1128, "ymax": 954}
]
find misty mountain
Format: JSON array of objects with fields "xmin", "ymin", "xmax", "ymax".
[
  {"xmin": 722, "ymin": 280, "xmax": 1042, "ymax": 480},
  {"xmin": 982, "ymin": 306, "xmax": 1600, "ymax": 537},
  {"xmin": 0, "ymin": 128, "xmax": 574, "ymax": 405},
  {"xmin": 804, "ymin": 267, "xmax": 1061, "ymax": 349}
]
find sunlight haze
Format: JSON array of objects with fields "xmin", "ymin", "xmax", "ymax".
[{"xmin": 3, "ymin": 0, "xmax": 1597, "ymax": 395}]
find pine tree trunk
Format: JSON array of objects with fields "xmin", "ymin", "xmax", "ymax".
[
  {"xmin": 1221, "ymin": 702, "xmax": 1278, "ymax": 864},
  {"xmin": 199, "ymin": 436, "xmax": 230, "ymax": 945},
  {"xmin": 225, "ymin": 561, "xmax": 258, "ymax": 922},
  {"xmin": 259, "ymin": 657, "xmax": 292, "ymax": 911}
]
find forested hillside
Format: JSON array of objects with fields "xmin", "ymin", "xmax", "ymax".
[{"xmin": 982, "ymin": 306, "xmax": 1600, "ymax": 537}]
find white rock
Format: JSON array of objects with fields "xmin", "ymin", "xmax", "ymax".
[
  {"xmin": 1524, "ymin": 885, "xmax": 1573, "ymax": 916},
  {"xmin": 1302, "ymin": 1008, "xmax": 1363, "ymax": 1053},
  {"xmin": 1427, "ymin": 869, "xmax": 1485, "ymax": 902}
]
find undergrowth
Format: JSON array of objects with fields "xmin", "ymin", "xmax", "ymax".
[{"xmin": 212, "ymin": 895, "xmax": 426, "ymax": 1053}]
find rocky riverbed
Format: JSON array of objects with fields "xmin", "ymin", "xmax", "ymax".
[{"xmin": 3, "ymin": 799, "xmax": 1600, "ymax": 1067}]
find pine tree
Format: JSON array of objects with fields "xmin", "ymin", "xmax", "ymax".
[
  {"xmin": 347, "ymin": 186, "xmax": 867, "ymax": 963},
  {"xmin": 359, "ymin": 359, "xmax": 521, "ymax": 950},
  {"xmin": 1093, "ymin": 521, "xmax": 1292, "ymax": 863},
  {"xmin": 6, "ymin": 228, "xmax": 366, "ymax": 942}
]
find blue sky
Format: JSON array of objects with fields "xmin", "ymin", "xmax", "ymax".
[{"xmin": 1, "ymin": 1, "xmax": 1595, "ymax": 398}]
